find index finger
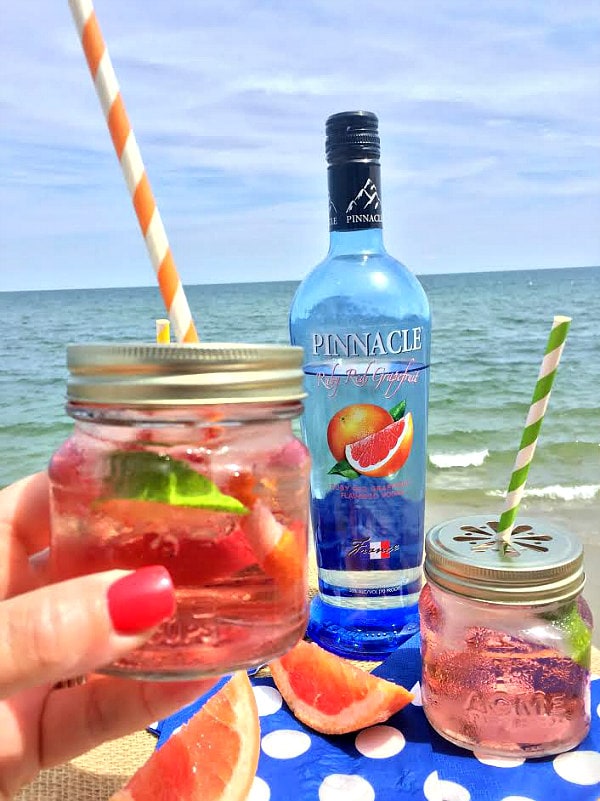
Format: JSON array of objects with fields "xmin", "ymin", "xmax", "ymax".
[
  {"xmin": 0, "ymin": 471, "xmax": 51, "ymax": 556},
  {"xmin": 0, "ymin": 472, "xmax": 51, "ymax": 599}
]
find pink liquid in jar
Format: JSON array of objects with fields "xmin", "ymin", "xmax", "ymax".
[
  {"xmin": 419, "ymin": 516, "xmax": 592, "ymax": 758},
  {"xmin": 49, "ymin": 343, "xmax": 310, "ymax": 680}
]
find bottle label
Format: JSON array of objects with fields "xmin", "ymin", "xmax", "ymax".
[
  {"xmin": 328, "ymin": 163, "xmax": 383, "ymax": 232},
  {"xmin": 301, "ymin": 322, "xmax": 430, "ymax": 609}
]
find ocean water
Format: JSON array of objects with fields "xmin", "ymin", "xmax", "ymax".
[{"xmin": 0, "ymin": 266, "xmax": 598, "ymax": 545}]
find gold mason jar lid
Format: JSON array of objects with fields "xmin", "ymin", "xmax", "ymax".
[
  {"xmin": 424, "ymin": 515, "xmax": 585, "ymax": 605},
  {"xmin": 66, "ymin": 342, "xmax": 306, "ymax": 405}
]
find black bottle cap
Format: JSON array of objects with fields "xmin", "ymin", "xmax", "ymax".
[{"xmin": 325, "ymin": 111, "xmax": 380, "ymax": 165}]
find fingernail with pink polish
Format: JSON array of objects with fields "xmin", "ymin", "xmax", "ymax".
[{"xmin": 107, "ymin": 566, "xmax": 176, "ymax": 635}]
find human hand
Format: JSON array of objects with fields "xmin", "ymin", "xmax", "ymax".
[{"xmin": 0, "ymin": 472, "xmax": 216, "ymax": 799}]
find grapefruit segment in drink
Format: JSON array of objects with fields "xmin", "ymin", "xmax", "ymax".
[
  {"xmin": 81, "ymin": 501, "xmax": 258, "ymax": 585},
  {"xmin": 345, "ymin": 411, "xmax": 414, "ymax": 477},
  {"xmin": 94, "ymin": 498, "xmax": 234, "ymax": 534},
  {"xmin": 269, "ymin": 639, "xmax": 413, "ymax": 734},
  {"xmin": 109, "ymin": 671, "xmax": 260, "ymax": 801},
  {"xmin": 223, "ymin": 469, "xmax": 258, "ymax": 509},
  {"xmin": 242, "ymin": 500, "xmax": 306, "ymax": 590}
]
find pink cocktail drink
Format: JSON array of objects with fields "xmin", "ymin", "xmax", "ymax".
[
  {"xmin": 420, "ymin": 584, "xmax": 591, "ymax": 757},
  {"xmin": 419, "ymin": 516, "xmax": 593, "ymax": 758},
  {"xmin": 49, "ymin": 343, "xmax": 310, "ymax": 679}
]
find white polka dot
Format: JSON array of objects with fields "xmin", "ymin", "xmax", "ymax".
[
  {"xmin": 423, "ymin": 770, "xmax": 471, "ymax": 801},
  {"xmin": 318, "ymin": 774, "xmax": 375, "ymax": 801},
  {"xmin": 475, "ymin": 753, "xmax": 526, "ymax": 768},
  {"xmin": 261, "ymin": 729, "xmax": 311, "ymax": 759},
  {"xmin": 410, "ymin": 681, "xmax": 423, "ymax": 706},
  {"xmin": 596, "ymin": 701, "xmax": 600, "ymax": 719},
  {"xmin": 171, "ymin": 725, "xmax": 182, "ymax": 736},
  {"xmin": 246, "ymin": 776, "xmax": 271, "ymax": 801},
  {"xmin": 253, "ymin": 685, "xmax": 283, "ymax": 716},
  {"xmin": 553, "ymin": 750, "xmax": 600, "ymax": 785},
  {"xmin": 500, "ymin": 797, "xmax": 537, "ymax": 801},
  {"xmin": 355, "ymin": 725, "xmax": 406, "ymax": 758}
]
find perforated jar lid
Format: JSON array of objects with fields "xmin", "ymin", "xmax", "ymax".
[
  {"xmin": 424, "ymin": 515, "xmax": 585, "ymax": 605},
  {"xmin": 66, "ymin": 343, "xmax": 306, "ymax": 405}
]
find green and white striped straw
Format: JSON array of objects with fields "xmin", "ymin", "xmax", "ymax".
[{"xmin": 498, "ymin": 315, "xmax": 572, "ymax": 545}]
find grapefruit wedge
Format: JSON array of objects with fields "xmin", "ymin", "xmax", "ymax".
[
  {"xmin": 110, "ymin": 671, "xmax": 260, "ymax": 801},
  {"xmin": 269, "ymin": 640, "xmax": 413, "ymax": 734},
  {"xmin": 345, "ymin": 412, "xmax": 414, "ymax": 477},
  {"xmin": 242, "ymin": 500, "xmax": 306, "ymax": 589},
  {"xmin": 95, "ymin": 498, "xmax": 241, "ymax": 534}
]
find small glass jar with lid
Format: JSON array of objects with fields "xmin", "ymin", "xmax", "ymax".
[
  {"xmin": 49, "ymin": 342, "xmax": 310, "ymax": 680},
  {"xmin": 419, "ymin": 515, "xmax": 593, "ymax": 758}
]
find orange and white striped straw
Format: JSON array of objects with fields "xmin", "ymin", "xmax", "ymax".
[{"xmin": 68, "ymin": 0, "xmax": 199, "ymax": 343}]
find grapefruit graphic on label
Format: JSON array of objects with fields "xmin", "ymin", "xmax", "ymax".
[
  {"xmin": 110, "ymin": 671, "xmax": 260, "ymax": 801},
  {"xmin": 345, "ymin": 412, "xmax": 414, "ymax": 477},
  {"xmin": 269, "ymin": 639, "xmax": 413, "ymax": 734},
  {"xmin": 327, "ymin": 403, "xmax": 394, "ymax": 461}
]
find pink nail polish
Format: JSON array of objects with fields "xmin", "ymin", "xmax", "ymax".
[{"xmin": 107, "ymin": 566, "xmax": 175, "ymax": 635}]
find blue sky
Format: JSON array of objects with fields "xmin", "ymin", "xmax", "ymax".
[{"xmin": 1, "ymin": 0, "xmax": 599, "ymax": 291}]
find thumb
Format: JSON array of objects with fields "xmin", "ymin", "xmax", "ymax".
[{"xmin": 0, "ymin": 566, "xmax": 175, "ymax": 697}]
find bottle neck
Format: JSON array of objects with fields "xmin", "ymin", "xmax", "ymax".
[
  {"xmin": 328, "ymin": 227, "xmax": 385, "ymax": 255},
  {"xmin": 327, "ymin": 160, "xmax": 385, "ymax": 254}
]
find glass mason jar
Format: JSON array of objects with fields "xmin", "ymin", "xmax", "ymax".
[
  {"xmin": 49, "ymin": 343, "xmax": 310, "ymax": 680},
  {"xmin": 419, "ymin": 515, "xmax": 593, "ymax": 758}
]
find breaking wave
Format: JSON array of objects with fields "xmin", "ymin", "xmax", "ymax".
[
  {"xmin": 487, "ymin": 484, "xmax": 600, "ymax": 502},
  {"xmin": 429, "ymin": 449, "xmax": 489, "ymax": 469}
]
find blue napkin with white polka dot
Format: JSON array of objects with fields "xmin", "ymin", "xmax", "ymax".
[{"xmin": 156, "ymin": 635, "xmax": 600, "ymax": 800}]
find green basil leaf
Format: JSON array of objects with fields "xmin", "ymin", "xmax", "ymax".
[
  {"xmin": 541, "ymin": 602, "xmax": 591, "ymax": 668},
  {"xmin": 389, "ymin": 400, "xmax": 406, "ymax": 421},
  {"xmin": 106, "ymin": 451, "xmax": 248, "ymax": 514},
  {"xmin": 329, "ymin": 459, "xmax": 360, "ymax": 479}
]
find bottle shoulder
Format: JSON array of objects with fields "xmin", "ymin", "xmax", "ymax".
[{"xmin": 290, "ymin": 250, "xmax": 430, "ymax": 323}]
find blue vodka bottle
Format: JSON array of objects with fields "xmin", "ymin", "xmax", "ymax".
[{"xmin": 289, "ymin": 111, "xmax": 431, "ymax": 660}]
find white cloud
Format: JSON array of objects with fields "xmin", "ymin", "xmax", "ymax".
[{"xmin": 0, "ymin": 0, "xmax": 599, "ymax": 289}]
